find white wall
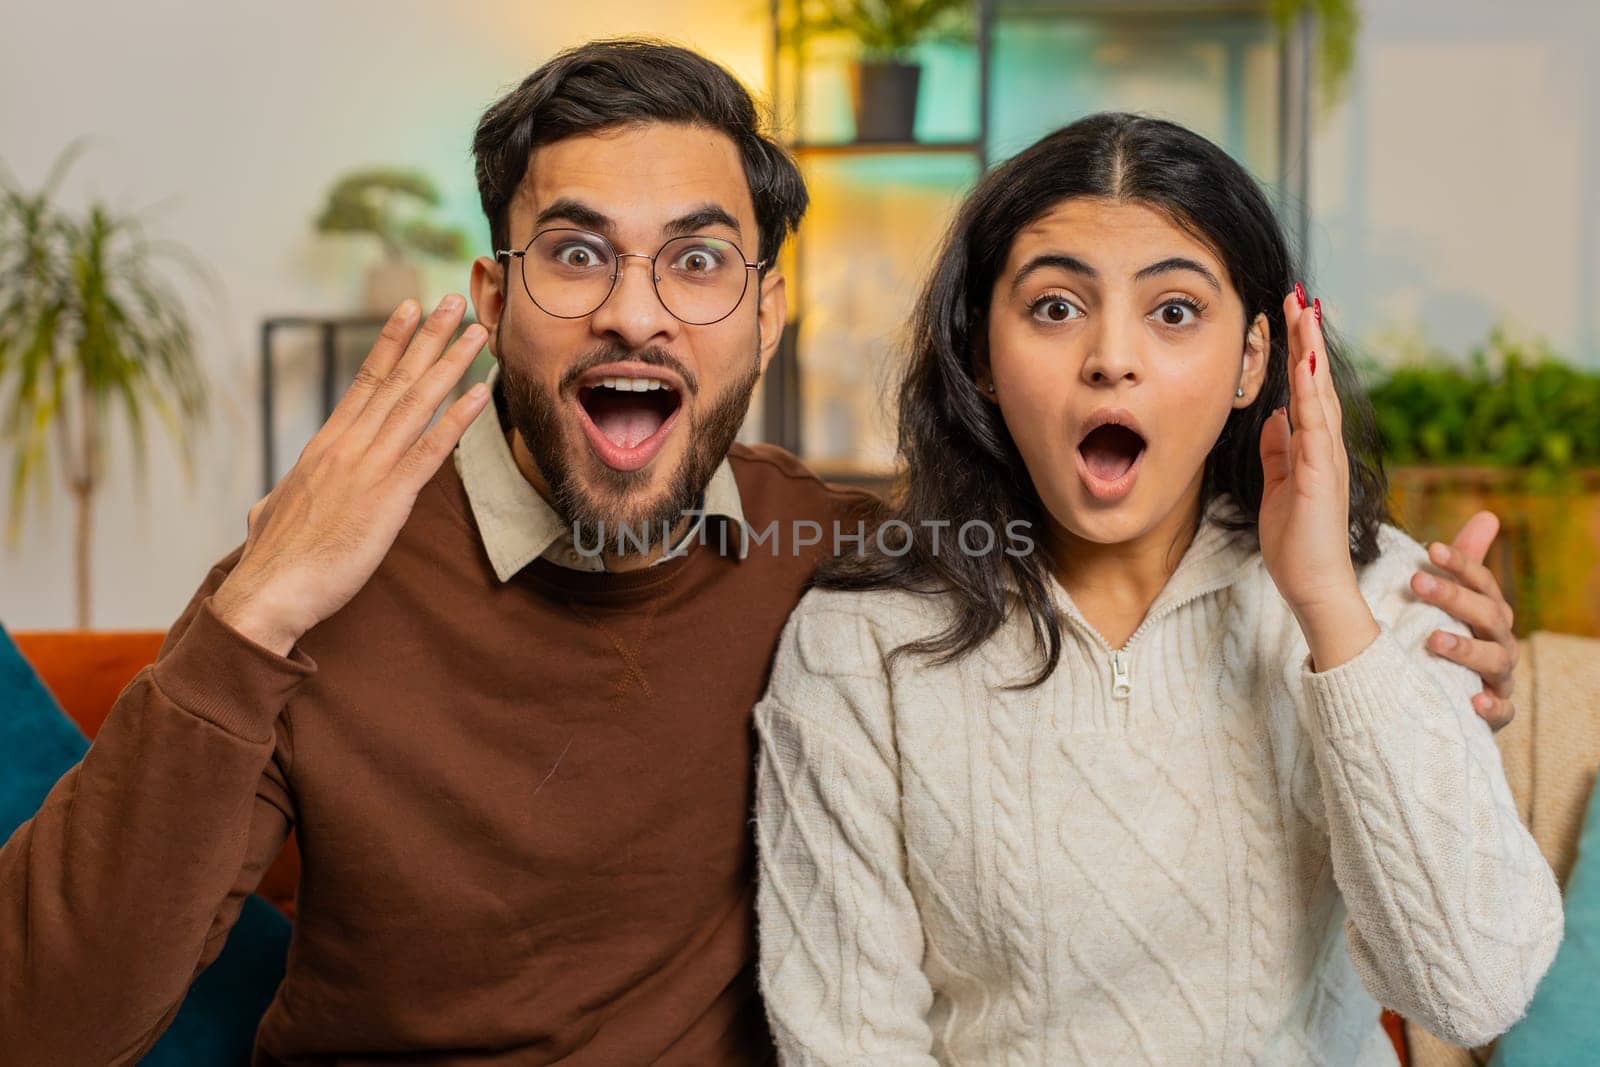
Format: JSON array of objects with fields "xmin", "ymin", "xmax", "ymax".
[
  {"xmin": 1, "ymin": 0, "xmax": 1595, "ymax": 629},
  {"xmin": 1310, "ymin": 0, "xmax": 1599, "ymax": 366}
]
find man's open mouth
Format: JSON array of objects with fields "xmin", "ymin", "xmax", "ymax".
[
  {"xmin": 1075, "ymin": 414, "xmax": 1148, "ymax": 501},
  {"xmin": 575, "ymin": 374, "xmax": 685, "ymax": 472}
]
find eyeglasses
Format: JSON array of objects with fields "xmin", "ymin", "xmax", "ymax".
[{"xmin": 496, "ymin": 228, "xmax": 767, "ymax": 326}]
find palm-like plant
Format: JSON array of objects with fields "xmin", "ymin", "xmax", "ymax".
[{"xmin": 0, "ymin": 145, "xmax": 209, "ymax": 628}]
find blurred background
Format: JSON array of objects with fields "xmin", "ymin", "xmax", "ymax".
[{"xmin": 1, "ymin": 0, "xmax": 1596, "ymax": 634}]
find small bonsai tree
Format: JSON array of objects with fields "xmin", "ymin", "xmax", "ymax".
[{"xmin": 314, "ymin": 168, "xmax": 468, "ymax": 262}]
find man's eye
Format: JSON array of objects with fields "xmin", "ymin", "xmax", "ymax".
[
  {"xmin": 1156, "ymin": 301, "xmax": 1198, "ymax": 326},
  {"xmin": 672, "ymin": 246, "xmax": 725, "ymax": 274},
  {"xmin": 1031, "ymin": 296, "xmax": 1079, "ymax": 323},
  {"xmin": 554, "ymin": 244, "xmax": 607, "ymax": 269}
]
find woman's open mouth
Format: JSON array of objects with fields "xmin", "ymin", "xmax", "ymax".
[
  {"xmin": 575, "ymin": 374, "xmax": 684, "ymax": 472},
  {"xmin": 1075, "ymin": 415, "xmax": 1147, "ymax": 503}
]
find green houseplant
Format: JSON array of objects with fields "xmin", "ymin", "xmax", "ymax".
[
  {"xmin": 788, "ymin": 0, "xmax": 974, "ymax": 142},
  {"xmin": 1366, "ymin": 330, "xmax": 1600, "ymax": 636},
  {"xmin": 313, "ymin": 168, "xmax": 469, "ymax": 311},
  {"xmin": 0, "ymin": 145, "xmax": 209, "ymax": 628},
  {"xmin": 1270, "ymin": 0, "xmax": 1361, "ymax": 107}
]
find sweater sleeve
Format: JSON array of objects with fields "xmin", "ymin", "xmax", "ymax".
[
  {"xmin": 1299, "ymin": 530, "xmax": 1563, "ymax": 1047},
  {"xmin": 0, "ymin": 558, "xmax": 311, "ymax": 1064},
  {"xmin": 754, "ymin": 595, "xmax": 938, "ymax": 1066}
]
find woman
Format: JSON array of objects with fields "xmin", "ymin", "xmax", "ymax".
[{"xmin": 753, "ymin": 113, "xmax": 1562, "ymax": 1065}]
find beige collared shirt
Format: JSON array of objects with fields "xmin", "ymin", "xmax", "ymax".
[{"xmin": 453, "ymin": 367, "xmax": 748, "ymax": 580}]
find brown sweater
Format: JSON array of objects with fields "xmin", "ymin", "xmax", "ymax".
[{"xmin": 0, "ymin": 444, "xmax": 872, "ymax": 1065}]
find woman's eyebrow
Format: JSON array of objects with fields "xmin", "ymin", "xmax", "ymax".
[
  {"xmin": 1012, "ymin": 253, "xmax": 1096, "ymax": 290},
  {"xmin": 1134, "ymin": 256, "xmax": 1221, "ymax": 293}
]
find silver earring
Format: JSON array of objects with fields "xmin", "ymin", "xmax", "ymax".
[
  {"xmin": 1235, "ymin": 386, "xmax": 1246, "ymax": 398},
  {"xmin": 986, "ymin": 383, "xmax": 995, "ymax": 393}
]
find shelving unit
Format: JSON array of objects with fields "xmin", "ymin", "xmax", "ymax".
[{"xmin": 759, "ymin": 0, "xmax": 1313, "ymax": 480}]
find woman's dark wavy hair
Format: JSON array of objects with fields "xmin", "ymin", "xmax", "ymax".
[{"xmin": 818, "ymin": 112, "xmax": 1390, "ymax": 687}]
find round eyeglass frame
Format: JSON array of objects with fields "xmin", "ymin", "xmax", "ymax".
[{"xmin": 496, "ymin": 227, "xmax": 768, "ymax": 327}]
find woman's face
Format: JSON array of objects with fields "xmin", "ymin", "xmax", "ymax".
[{"xmin": 983, "ymin": 197, "xmax": 1269, "ymax": 549}]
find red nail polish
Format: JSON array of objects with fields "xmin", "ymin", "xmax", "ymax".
[
  {"xmin": 1294, "ymin": 282, "xmax": 1307, "ymax": 308},
  {"xmin": 1313, "ymin": 297, "xmax": 1322, "ymax": 325},
  {"xmin": 1310, "ymin": 350, "xmax": 1317, "ymax": 376}
]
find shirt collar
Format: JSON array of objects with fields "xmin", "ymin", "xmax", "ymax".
[{"xmin": 453, "ymin": 365, "xmax": 748, "ymax": 582}]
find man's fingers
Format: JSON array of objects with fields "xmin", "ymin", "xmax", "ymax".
[
  {"xmin": 354, "ymin": 294, "xmax": 470, "ymax": 440},
  {"xmin": 1426, "ymin": 539, "xmax": 1505, "ymax": 605},
  {"xmin": 368, "ymin": 324, "xmax": 489, "ymax": 463},
  {"xmin": 393, "ymin": 382, "xmax": 492, "ymax": 490},
  {"xmin": 1412, "ymin": 570, "xmax": 1511, "ymax": 642},
  {"xmin": 304, "ymin": 300, "xmax": 421, "ymax": 455},
  {"xmin": 1450, "ymin": 510, "xmax": 1501, "ymax": 565},
  {"xmin": 1472, "ymin": 692, "xmax": 1516, "ymax": 732},
  {"xmin": 1426, "ymin": 630, "xmax": 1516, "ymax": 697}
]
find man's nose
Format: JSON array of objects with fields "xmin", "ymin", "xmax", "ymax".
[{"xmin": 588, "ymin": 254, "xmax": 678, "ymax": 348}]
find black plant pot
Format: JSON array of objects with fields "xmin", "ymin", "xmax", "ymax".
[{"xmin": 851, "ymin": 60, "xmax": 921, "ymax": 143}]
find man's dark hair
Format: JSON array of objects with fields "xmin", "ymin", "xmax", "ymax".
[{"xmin": 473, "ymin": 38, "xmax": 807, "ymax": 268}]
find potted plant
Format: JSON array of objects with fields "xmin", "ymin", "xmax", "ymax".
[
  {"xmin": 1366, "ymin": 329, "xmax": 1600, "ymax": 635},
  {"xmin": 0, "ymin": 145, "xmax": 210, "ymax": 628},
  {"xmin": 790, "ymin": 0, "xmax": 974, "ymax": 143},
  {"xmin": 1271, "ymin": 0, "xmax": 1361, "ymax": 107},
  {"xmin": 313, "ymin": 168, "xmax": 468, "ymax": 311}
]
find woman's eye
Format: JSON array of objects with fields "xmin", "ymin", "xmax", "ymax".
[
  {"xmin": 1156, "ymin": 301, "xmax": 1198, "ymax": 326},
  {"xmin": 1031, "ymin": 297, "xmax": 1079, "ymax": 323}
]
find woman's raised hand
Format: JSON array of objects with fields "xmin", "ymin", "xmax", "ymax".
[
  {"xmin": 1257, "ymin": 287, "xmax": 1380, "ymax": 670},
  {"xmin": 211, "ymin": 296, "xmax": 491, "ymax": 656}
]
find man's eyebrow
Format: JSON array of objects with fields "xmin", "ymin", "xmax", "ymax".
[
  {"xmin": 1013, "ymin": 253, "xmax": 1097, "ymax": 290},
  {"xmin": 663, "ymin": 204, "xmax": 743, "ymax": 240},
  {"xmin": 534, "ymin": 198, "xmax": 613, "ymax": 233},
  {"xmin": 1134, "ymin": 256, "xmax": 1222, "ymax": 293}
]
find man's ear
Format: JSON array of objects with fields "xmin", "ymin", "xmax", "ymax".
[
  {"xmin": 469, "ymin": 255, "xmax": 507, "ymax": 357},
  {"xmin": 755, "ymin": 270, "xmax": 788, "ymax": 376},
  {"xmin": 1237, "ymin": 311, "xmax": 1271, "ymax": 407}
]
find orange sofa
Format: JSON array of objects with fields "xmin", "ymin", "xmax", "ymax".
[{"xmin": 11, "ymin": 630, "xmax": 302, "ymax": 919}]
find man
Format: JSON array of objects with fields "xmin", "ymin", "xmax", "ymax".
[{"xmin": 0, "ymin": 39, "xmax": 1520, "ymax": 1065}]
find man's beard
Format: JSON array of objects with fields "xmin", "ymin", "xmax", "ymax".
[{"xmin": 499, "ymin": 344, "xmax": 759, "ymax": 557}]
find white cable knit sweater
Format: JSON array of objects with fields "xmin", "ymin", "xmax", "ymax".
[{"xmin": 754, "ymin": 515, "xmax": 1563, "ymax": 1065}]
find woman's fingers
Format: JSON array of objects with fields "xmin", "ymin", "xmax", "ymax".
[{"xmin": 1259, "ymin": 405, "xmax": 1292, "ymax": 489}]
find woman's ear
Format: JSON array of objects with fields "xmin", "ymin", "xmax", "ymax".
[{"xmin": 1236, "ymin": 311, "xmax": 1271, "ymax": 407}]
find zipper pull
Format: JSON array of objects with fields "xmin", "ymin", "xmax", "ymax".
[{"xmin": 1111, "ymin": 651, "xmax": 1132, "ymax": 700}]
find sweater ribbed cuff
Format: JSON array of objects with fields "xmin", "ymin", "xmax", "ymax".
[
  {"xmin": 148, "ymin": 597, "xmax": 316, "ymax": 742},
  {"xmin": 1301, "ymin": 626, "xmax": 1412, "ymax": 740}
]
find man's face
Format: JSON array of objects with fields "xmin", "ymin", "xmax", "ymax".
[{"xmin": 471, "ymin": 122, "xmax": 786, "ymax": 544}]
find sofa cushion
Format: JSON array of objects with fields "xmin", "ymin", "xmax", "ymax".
[
  {"xmin": 0, "ymin": 622, "xmax": 290, "ymax": 1064},
  {"xmin": 1489, "ymin": 773, "xmax": 1600, "ymax": 1065}
]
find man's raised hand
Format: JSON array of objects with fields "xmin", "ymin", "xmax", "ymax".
[{"xmin": 212, "ymin": 296, "xmax": 490, "ymax": 655}]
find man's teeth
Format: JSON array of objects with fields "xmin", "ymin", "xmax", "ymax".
[{"xmin": 598, "ymin": 377, "xmax": 668, "ymax": 392}]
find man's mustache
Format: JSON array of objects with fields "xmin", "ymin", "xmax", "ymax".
[{"xmin": 558, "ymin": 345, "xmax": 699, "ymax": 398}]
